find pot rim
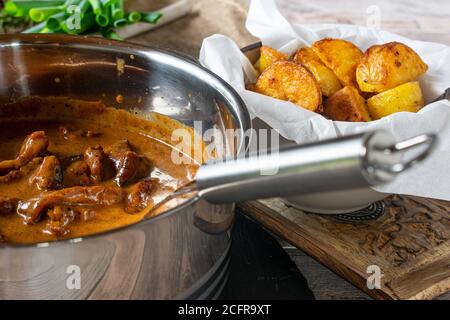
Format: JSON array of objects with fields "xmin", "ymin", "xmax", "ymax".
[
  {"xmin": 0, "ymin": 34, "xmax": 252, "ymax": 248},
  {"xmin": 240, "ymin": 41, "xmax": 263, "ymax": 55}
]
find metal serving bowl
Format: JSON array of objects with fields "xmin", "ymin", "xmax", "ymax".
[{"xmin": 0, "ymin": 34, "xmax": 251, "ymax": 299}]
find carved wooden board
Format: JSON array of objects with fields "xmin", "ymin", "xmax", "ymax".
[{"xmin": 237, "ymin": 195, "xmax": 450, "ymax": 300}]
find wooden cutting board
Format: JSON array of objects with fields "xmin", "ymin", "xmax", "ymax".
[{"xmin": 237, "ymin": 195, "xmax": 450, "ymax": 300}]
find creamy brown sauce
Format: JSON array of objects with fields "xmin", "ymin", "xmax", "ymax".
[{"xmin": 0, "ymin": 97, "xmax": 199, "ymax": 245}]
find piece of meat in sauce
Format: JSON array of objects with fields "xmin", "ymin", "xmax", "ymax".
[
  {"xmin": 45, "ymin": 206, "xmax": 96, "ymax": 237},
  {"xmin": 0, "ymin": 169, "xmax": 22, "ymax": 184},
  {"xmin": 105, "ymin": 140, "xmax": 152, "ymax": 186},
  {"xmin": 45, "ymin": 206, "xmax": 77, "ymax": 237},
  {"xmin": 0, "ymin": 157, "xmax": 43, "ymax": 184},
  {"xmin": 59, "ymin": 126, "xmax": 101, "ymax": 140},
  {"xmin": 0, "ymin": 131, "xmax": 49, "ymax": 175},
  {"xmin": 31, "ymin": 156, "xmax": 63, "ymax": 190},
  {"xmin": 17, "ymin": 185, "xmax": 124, "ymax": 224},
  {"xmin": 125, "ymin": 179, "xmax": 155, "ymax": 214},
  {"xmin": 84, "ymin": 145, "xmax": 106, "ymax": 184},
  {"xmin": 59, "ymin": 154, "xmax": 84, "ymax": 167},
  {"xmin": 63, "ymin": 160, "xmax": 92, "ymax": 187},
  {"xmin": 78, "ymin": 207, "xmax": 96, "ymax": 222},
  {"xmin": 0, "ymin": 196, "xmax": 19, "ymax": 215}
]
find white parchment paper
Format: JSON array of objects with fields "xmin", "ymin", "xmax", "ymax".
[{"xmin": 199, "ymin": 0, "xmax": 450, "ymax": 200}]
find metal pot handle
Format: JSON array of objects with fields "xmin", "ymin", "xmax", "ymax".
[
  {"xmin": 371, "ymin": 134, "xmax": 437, "ymax": 175},
  {"xmin": 196, "ymin": 131, "xmax": 437, "ymax": 204}
]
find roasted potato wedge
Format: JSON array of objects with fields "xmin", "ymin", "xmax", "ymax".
[
  {"xmin": 257, "ymin": 45, "xmax": 289, "ymax": 73},
  {"xmin": 356, "ymin": 42, "xmax": 428, "ymax": 93},
  {"xmin": 366, "ymin": 81, "xmax": 424, "ymax": 119},
  {"xmin": 323, "ymin": 86, "xmax": 371, "ymax": 122},
  {"xmin": 255, "ymin": 61, "xmax": 322, "ymax": 111},
  {"xmin": 311, "ymin": 38, "xmax": 363, "ymax": 88},
  {"xmin": 293, "ymin": 47, "xmax": 342, "ymax": 97}
]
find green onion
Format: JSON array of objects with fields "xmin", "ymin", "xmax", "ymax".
[
  {"xmin": 3, "ymin": 0, "xmax": 163, "ymax": 39},
  {"xmin": 46, "ymin": 12, "xmax": 67, "ymax": 31},
  {"xmin": 5, "ymin": 0, "xmax": 65, "ymax": 17},
  {"xmin": 3, "ymin": 2, "xmax": 24, "ymax": 16},
  {"xmin": 22, "ymin": 20, "xmax": 47, "ymax": 33},
  {"xmin": 140, "ymin": 12, "xmax": 163, "ymax": 24},
  {"xmin": 95, "ymin": 13, "xmax": 109, "ymax": 27},
  {"xmin": 126, "ymin": 11, "xmax": 141, "ymax": 23},
  {"xmin": 88, "ymin": 0, "xmax": 102, "ymax": 15},
  {"xmin": 113, "ymin": 18, "xmax": 127, "ymax": 28},
  {"xmin": 29, "ymin": 6, "xmax": 62, "ymax": 22},
  {"xmin": 66, "ymin": 0, "xmax": 89, "ymax": 15},
  {"xmin": 101, "ymin": 27, "xmax": 122, "ymax": 40},
  {"xmin": 64, "ymin": 0, "xmax": 81, "ymax": 6},
  {"xmin": 64, "ymin": 0, "xmax": 81, "ymax": 14},
  {"xmin": 79, "ymin": 0, "xmax": 91, "ymax": 14},
  {"xmin": 62, "ymin": 11, "xmax": 95, "ymax": 34},
  {"xmin": 107, "ymin": 30, "xmax": 121, "ymax": 40},
  {"xmin": 100, "ymin": 0, "xmax": 114, "ymax": 7},
  {"xmin": 39, "ymin": 26, "xmax": 62, "ymax": 33},
  {"xmin": 62, "ymin": 0, "xmax": 91, "ymax": 33},
  {"xmin": 95, "ymin": 4, "xmax": 110, "ymax": 27},
  {"xmin": 39, "ymin": 27, "xmax": 52, "ymax": 33},
  {"xmin": 62, "ymin": 0, "xmax": 81, "ymax": 10},
  {"xmin": 110, "ymin": 0, "xmax": 124, "ymax": 20},
  {"xmin": 29, "ymin": 0, "xmax": 79, "ymax": 23}
]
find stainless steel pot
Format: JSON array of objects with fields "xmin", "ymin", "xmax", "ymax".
[
  {"xmin": 0, "ymin": 34, "xmax": 249, "ymax": 300},
  {"xmin": 0, "ymin": 35, "xmax": 435, "ymax": 300}
]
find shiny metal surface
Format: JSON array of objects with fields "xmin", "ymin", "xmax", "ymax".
[
  {"xmin": 364, "ymin": 132, "xmax": 437, "ymax": 182},
  {"xmin": 197, "ymin": 133, "xmax": 372, "ymax": 203},
  {"xmin": 432, "ymin": 87, "xmax": 450, "ymax": 103},
  {"xmin": 196, "ymin": 131, "xmax": 435, "ymax": 203},
  {"xmin": 0, "ymin": 34, "xmax": 251, "ymax": 299}
]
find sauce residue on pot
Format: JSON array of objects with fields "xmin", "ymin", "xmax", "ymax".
[{"xmin": 0, "ymin": 96, "xmax": 200, "ymax": 245}]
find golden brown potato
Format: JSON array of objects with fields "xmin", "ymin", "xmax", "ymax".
[
  {"xmin": 257, "ymin": 45, "xmax": 289, "ymax": 73},
  {"xmin": 293, "ymin": 47, "xmax": 342, "ymax": 97},
  {"xmin": 366, "ymin": 81, "xmax": 424, "ymax": 119},
  {"xmin": 311, "ymin": 38, "xmax": 363, "ymax": 88},
  {"xmin": 323, "ymin": 86, "xmax": 371, "ymax": 122},
  {"xmin": 356, "ymin": 42, "xmax": 428, "ymax": 93},
  {"xmin": 255, "ymin": 61, "xmax": 322, "ymax": 111}
]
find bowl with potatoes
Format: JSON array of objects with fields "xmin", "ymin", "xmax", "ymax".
[
  {"xmin": 200, "ymin": 1, "xmax": 450, "ymax": 213},
  {"xmin": 247, "ymin": 39, "xmax": 428, "ymax": 123},
  {"xmin": 239, "ymin": 38, "xmax": 447, "ymax": 213}
]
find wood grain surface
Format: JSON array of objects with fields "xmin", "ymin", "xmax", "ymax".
[
  {"xmin": 126, "ymin": 0, "xmax": 257, "ymax": 56},
  {"xmin": 276, "ymin": 0, "xmax": 450, "ymax": 45},
  {"xmin": 238, "ymin": 195, "xmax": 450, "ymax": 300},
  {"xmin": 125, "ymin": 0, "xmax": 450, "ymax": 56}
]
